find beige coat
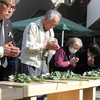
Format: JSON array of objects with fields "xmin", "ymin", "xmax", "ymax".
[{"xmin": 21, "ymin": 19, "xmax": 55, "ymax": 68}]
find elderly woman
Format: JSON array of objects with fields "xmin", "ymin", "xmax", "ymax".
[{"xmin": 49, "ymin": 37, "xmax": 83, "ymax": 72}]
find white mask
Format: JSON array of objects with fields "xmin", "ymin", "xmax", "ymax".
[{"xmin": 69, "ymin": 48, "xmax": 78, "ymax": 53}]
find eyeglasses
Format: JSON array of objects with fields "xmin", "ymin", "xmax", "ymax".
[{"xmin": 0, "ymin": 1, "xmax": 16, "ymax": 11}]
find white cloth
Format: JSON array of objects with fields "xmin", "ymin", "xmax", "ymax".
[
  {"xmin": 0, "ymin": 20, "xmax": 7, "ymax": 68},
  {"xmin": 0, "ymin": 47, "xmax": 4, "ymax": 58}
]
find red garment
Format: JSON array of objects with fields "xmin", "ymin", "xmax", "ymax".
[{"xmin": 54, "ymin": 47, "xmax": 76, "ymax": 69}]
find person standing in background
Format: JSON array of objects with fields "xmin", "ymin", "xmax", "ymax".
[{"xmin": 0, "ymin": 0, "xmax": 20, "ymax": 81}]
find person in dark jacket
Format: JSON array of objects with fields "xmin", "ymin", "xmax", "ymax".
[
  {"xmin": 73, "ymin": 43, "xmax": 100, "ymax": 75},
  {"xmin": 0, "ymin": 0, "xmax": 20, "ymax": 81}
]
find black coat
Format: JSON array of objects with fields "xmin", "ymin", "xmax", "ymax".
[
  {"xmin": 73, "ymin": 50, "xmax": 100, "ymax": 75},
  {"xmin": 0, "ymin": 19, "xmax": 16, "ymax": 80},
  {"xmin": 0, "ymin": 19, "xmax": 16, "ymax": 63}
]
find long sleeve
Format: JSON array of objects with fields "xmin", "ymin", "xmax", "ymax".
[
  {"xmin": 22, "ymin": 23, "xmax": 45, "ymax": 53},
  {"xmin": 22, "ymin": 21, "xmax": 56, "ymax": 56},
  {"xmin": 55, "ymin": 48, "xmax": 69, "ymax": 67},
  {"xmin": 73, "ymin": 50, "xmax": 87, "ymax": 74}
]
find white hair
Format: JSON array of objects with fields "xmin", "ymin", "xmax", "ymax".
[
  {"xmin": 68, "ymin": 37, "xmax": 83, "ymax": 47},
  {"xmin": 44, "ymin": 10, "xmax": 62, "ymax": 20}
]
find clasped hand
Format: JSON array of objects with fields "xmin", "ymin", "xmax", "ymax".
[
  {"xmin": 69, "ymin": 57, "xmax": 79, "ymax": 65},
  {"xmin": 87, "ymin": 57, "xmax": 94, "ymax": 66},
  {"xmin": 45, "ymin": 41, "xmax": 60, "ymax": 50},
  {"xmin": 3, "ymin": 42, "xmax": 21, "ymax": 57}
]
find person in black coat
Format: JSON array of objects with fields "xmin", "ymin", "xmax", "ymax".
[
  {"xmin": 0, "ymin": 0, "xmax": 20, "ymax": 81},
  {"xmin": 73, "ymin": 43, "xmax": 100, "ymax": 75}
]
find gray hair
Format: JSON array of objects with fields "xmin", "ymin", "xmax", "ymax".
[
  {"xmin": 67, "ymin": 37, "xmax": 83, "ymax": 47},
  {"xmin": 44, "ymin": 10, "xmax": 62, "ymax": 20},
  {"xmin": 0, "ymin": 0, "xmax": 20, "ymax": 4}
]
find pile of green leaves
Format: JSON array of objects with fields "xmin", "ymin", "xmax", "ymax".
[
  {"xmin": 11, "ymin": 70, "xmax": 100, "ymax": 83},
  {"xmin": 44, "ymin": 71, "xmax": 81, "ymax": 80},
  {"xmin": 12, "ymin": 74, "xmax": 44, "ymax": 83},
  {"xmin": 83, "ymin": 70, "xmax": 100, "ymax": 77},
  {"xmin": 11, "ymin": 71, "xmax": 81, "ymax": 83}
]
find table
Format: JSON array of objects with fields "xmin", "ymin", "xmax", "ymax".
[{"xmin": 0, "ymin": 79, "xmax": 100, "ymax": 100}]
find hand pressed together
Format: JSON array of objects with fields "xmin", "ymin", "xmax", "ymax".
[
  {"xmin": 87, "ymin": 57, "xmax": 94, "ymax": 66},
  {"xmin": 3, "ymin": 42, "xmax": 21, "ymax": 57},
  {"xmin": 69, "ymin": 57, "xmax": 79, "ymax": 65},
  {"xmin": 45, "ymin": 41, "xmax": 60, "ymax": 50}
]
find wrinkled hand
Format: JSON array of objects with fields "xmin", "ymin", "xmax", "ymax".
[
  {"xmin": 3, "ymin": 42, "xmax": 21, "ymax": 57},
  {"xmin": 69, "ymin": 57, "xmax": 79, "ymax": 65},
  {"xmin": 87, "ymin": 57, "xmax": 94, "ymax": 66},
  {"xmin": 45, "ymin": 41, "xmax": 60, "ymax": 50}
]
